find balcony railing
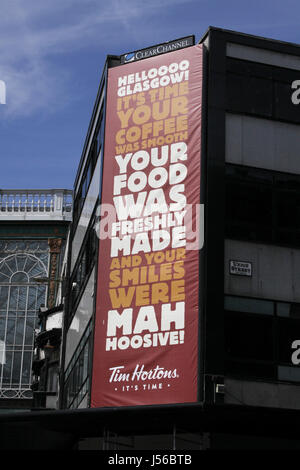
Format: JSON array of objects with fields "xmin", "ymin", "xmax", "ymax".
[{"xmin": 0, "ymin": 189, "xmax": 73, "ymax": 221}]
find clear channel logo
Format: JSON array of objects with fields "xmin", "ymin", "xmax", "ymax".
[{"xmin": 124, "ymin": 52, "xmax": 135, "ymax": 63}]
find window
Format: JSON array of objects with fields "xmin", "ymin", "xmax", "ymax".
[
  {"xmin": 95, "ymin": 106, "xmax": 105, "ymax": 156},
  {"xmin": 63, "ymin": 323, "xmax": 92, "ymax": 409},
  {"xmin": 72, "ymin": 106, "xmax": 105, "ymax": 230},
  {"xmin": 278, "ymin": 318, "xmax": 300, "ymax": 364},
  {"xmin": 226, "ymin": 58, "xmax": 300, "ymax": 124},
  {"xmin": 226, "ymin": 313, "xmax": 274, "ymax": 358},
  {"xmin": 225, "ymin": 295, "xmax": 300, "ymax": 382},
  {"xmin": 69, "ymin": 222, "xmax": 97, "ymax": 321},
  {"xmin": 0, "ymin": 241, "xmax": 49, "ymax": 398},
  {"xmin": 275, "ymin": 173, "xmax": 300, "ymax": 245},
  {"xmin": 47, "ymin": 364, "xmax": 58, "ymax": 392},
  {"xmin": 225, "ymin": 301, "xmax": 275, "ymax": 379},
  {"xmin": 225, "ymin": 165, "xmax": 300, "ymax": 247}
]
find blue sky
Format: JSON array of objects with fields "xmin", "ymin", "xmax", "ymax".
[{"xmin": 1, "ymin": 0, "xmax": 300, "ymax": 190}]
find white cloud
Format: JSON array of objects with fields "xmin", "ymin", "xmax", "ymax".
[
  {"xmin": 0, "ymin": 0, "xmax": 194, "ymax": 118},
  {"xmin": 0, "ymin": 63, "xmax": 69, "ymax": 118}
]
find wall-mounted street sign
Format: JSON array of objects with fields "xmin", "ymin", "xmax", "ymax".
[
  {"xmin": 229, "ymin": 260, "xmax": 252, "ymax": 277},
  {"xmin": 120, "ymin": 36, "xmax": 195, "ymax": 64}
]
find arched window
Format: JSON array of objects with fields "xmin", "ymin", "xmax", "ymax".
[{"xmin": 0, "ymin": 242, "xmax": 49, "ymax": 399}]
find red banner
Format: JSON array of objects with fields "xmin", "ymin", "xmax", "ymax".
[{"xmin": 91, "ymin": 45, "xmax": 203, "ymax": 407}]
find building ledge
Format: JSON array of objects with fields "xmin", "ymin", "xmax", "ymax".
[
  {"xmin": 0, "ymin": 189, "xmax": 73, "ymax": 221},
  {"xmin": 1, "ymin": 402, "xmax": 300, "ymax": 440}
]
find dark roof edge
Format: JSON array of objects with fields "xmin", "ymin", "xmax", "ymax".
[
  {"xmin": 0, "ymin": 402, "xmax": 204, "ymax": 424},
  {"xmin": 199, "ymin": 25, "xmax": 300, "ymax": 52},
  {"xmin": 2, "ymin": 402, "xmax": 300, "ymax": 425}
]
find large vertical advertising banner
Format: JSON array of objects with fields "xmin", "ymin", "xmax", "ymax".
[{"xmin": 91, "ymin": 45, "xmax": 203, "ymax": 407}]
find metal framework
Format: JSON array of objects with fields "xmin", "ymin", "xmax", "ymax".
[{"xmin": 0, "ymin": 241, "xmax": 49, "ymax": 398}]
